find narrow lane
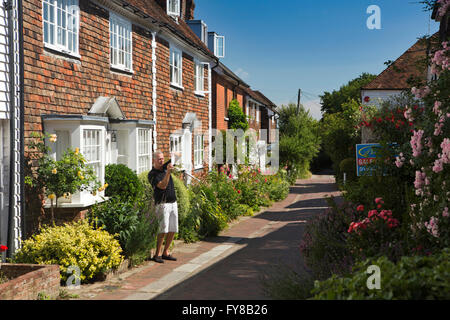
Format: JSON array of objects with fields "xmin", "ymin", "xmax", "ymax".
[{"xmin": 153, "ymin": 174, "xmax": 341, "ymax": 300}]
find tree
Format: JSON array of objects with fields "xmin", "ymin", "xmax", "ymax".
[
  {"xmin": 227, "ymin": 99, "xmax": 249, "ymax": 131},
  {"xmin": 278, "ymin": 104, "xmax": 321, "ymax": 178},
  {"xmin": 320, "ymin": 73, "xmax": 377, "ymax": 114}
]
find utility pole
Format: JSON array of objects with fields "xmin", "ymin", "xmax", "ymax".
[{"xmin": 297, "ymin": 89, "xmax": 301, "ymax": 115}]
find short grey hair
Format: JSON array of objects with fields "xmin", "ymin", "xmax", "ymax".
[{"xmin": 153, "ymin": 150, "xmax": 163, "ymax": 159}]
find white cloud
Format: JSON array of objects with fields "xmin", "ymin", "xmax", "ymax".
[{"xmin": 234, "ymin": 68, "xmax": 250, "ymax": 80}]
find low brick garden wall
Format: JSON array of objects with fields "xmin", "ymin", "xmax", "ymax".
[{"xmin": 0, "ymin": 264, "xmax": 60, "ymax": 300}]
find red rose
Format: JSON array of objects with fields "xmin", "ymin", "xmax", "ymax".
[
  {"xmin": 357, "ymin": 205, "xmax": 365, "ymax": 212},
  {"xmin": 0, "ymin": 245, "xmax": 7, "ymax": 252}
]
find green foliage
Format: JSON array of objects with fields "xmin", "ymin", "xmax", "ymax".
[
  {"xmin": 172, "ymin": 174, "xmax": 191, "ymax": 221},
  {"xmin": 228, "ymin": 99, "xmax": 249, "ymax": 131},
  {"xmin": 320, "ymin": 73, "xmax": 377, "ymax": 114},
  {"xmin": 278, "ymin": 104, "xmax": 321, "ymax": 180},
  {"xmin": 105, "ymin": 164, "xmax": 144, "ymax": 202},
  {"xmin": 339, "ymin": 158, "xmax": 357, "ymax": 181},
  {"xmin": 14, "ymin": 220, "xmax": 123, "ymax": 283},
  {"xmin": 311, "ymin": 248, "xmax": 450, "ymax": 300},
  {"xmin": 320, "ymin": 99, "xmax": 361, "ymax": 180},
  {"xmin": 88, "ymin": 197, "xmax": 158, "ymax": 264},
  {"xmin": 189, "ymin": 183, "xmax": 228, "ymax": 238},
  {"xmin": 299, "ymin": 198, "xmax": 358, "ymax": 280},
  {"xmin": 138, "ymin": 170, "xmax": 154, "ymax": 204},
  {"xmin": 25, "ymin": 132, "xmax": 100, "ymax": 204}
]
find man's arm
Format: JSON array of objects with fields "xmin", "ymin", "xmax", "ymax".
[{"xmin": 156, "ymin": 164, "xmax": 173, "ymax": 190}]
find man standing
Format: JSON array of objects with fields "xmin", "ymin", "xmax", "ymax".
[{"xmin": 148, "ymin": 150, "xmax": 178, "ymax": 263}]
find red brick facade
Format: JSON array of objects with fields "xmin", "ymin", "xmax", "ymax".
[{"xmin": 22, "ymin": 0, "xmax": 211, "ymax": 170}]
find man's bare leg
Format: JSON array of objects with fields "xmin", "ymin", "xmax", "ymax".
[
  {"xmin": 155, "ymin": 233, "xmax": 166, "ymax": 257},
  {"xmin": 163, "ymin": 232, "xmax": 176, "ymax": 256}
]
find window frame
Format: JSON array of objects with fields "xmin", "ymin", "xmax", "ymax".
[
  {"xmin": 215, "ymin": 35, "xmax": 225, "ymax": 58},
  {"xmin": 109, "ymin": 12, "xmax": 133, "ymax": 73},
  {"xmin": 81, "ymin": 127, "xmax": 104, "ymax": 186},
  {"xmin": 137, "ymin": 128, "xmax": 152, "ymax": 174},
  {"xmin": 167, "ymin": 0, "xmax": 180, "ymax": 17},
  {"xmin": 42, "ymin": 0, "xmax": 80, "ymax": 57},
  {"xmin": 194, "ymin": 59, "xmax": 205, "ymax": 95},
  {"xmin": 170, "ymin": 134, "xmax": 183, "ymax": 166},
  {"xmin": 170, "ymin": 45, "xmax": 183, "ymax": 89},
  {"xmin": 194, "ymin": 134, "xmax": 204, "ymax": 169}
]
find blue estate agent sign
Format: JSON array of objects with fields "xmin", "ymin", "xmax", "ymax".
[{"xmin": 356, "ymin": 143, "xmax": 381, "ymax": 176}]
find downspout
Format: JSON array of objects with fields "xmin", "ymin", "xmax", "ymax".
[
  {"xmin": 6, "ymin": 0, "xmax": 24, "ymax": 258},
  {"xmin": 151, "ymin": 31, "xmax": 158, "ymax": 152},
  {"xmin": 207, "ymin": 59, "xmax": 219, "ymax": 171}
]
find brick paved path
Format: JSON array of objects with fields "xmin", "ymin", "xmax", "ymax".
[{"xmin": 71, "ymin": 174, "xmax": 340, "ymax": 300}]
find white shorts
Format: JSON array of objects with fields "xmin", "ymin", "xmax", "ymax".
[{"xmin": 155, "ymin": 202, "xmax": 179, "ymax": 234}]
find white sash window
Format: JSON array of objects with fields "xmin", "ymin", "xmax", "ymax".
[
  {"xmin": 137, "ymin": 128, "xmax": 151, "ymax": 174},
  {"xmin": 82, "ymin": 129, "xmax": 103, "ymax": 182},
  {"xmin": 194, "ymin": 134, "xmax": 204, "ymax": 169},
  {"xmin": 170, "ymin": 46, "xmax": 183, "ymax": 88},
  {"xmin": 110, "ymin": 12, "xmax": 132, "ymax": 72},
  {"xmin": 43, "ymin": 0, "xmax": 79, "ymax": 56},
  {"xmin": 167, "ymin": 0, "xmax": 180, "ymax": 16}
]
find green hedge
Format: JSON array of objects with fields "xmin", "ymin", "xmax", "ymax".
[{"xmin": 311, "ymin": 248, "xmax": 450, "ymax": 300}]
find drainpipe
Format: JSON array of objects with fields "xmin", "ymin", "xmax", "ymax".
[
  {"xmin": 151, "ymin": 31, "xmax": 158, "ymax": 153},
  {"xmin": 6, "ymin": 0, "xmax": 24, "ymax": 258},
  {"xmin": 203, "ymin": 59, "xmax": 219, "ymax": 171}
]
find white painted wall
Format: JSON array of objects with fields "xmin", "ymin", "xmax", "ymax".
[
  {"xmin": 0, "ymin": 3, "xmax": 8, "ymax": 120},
  {"xmin": 361, "ymin": 89, "xmax": 403, "ymax": 109},
  {"xmin": 0, "ymin": 3, "xmax": 9, "ymax": 250}
]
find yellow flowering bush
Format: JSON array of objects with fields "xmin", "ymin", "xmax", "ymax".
[
  {"xmin": 26, "ymin": 132, "xmax": 101, "ymax": 207},
  {"xmin": 13, "ymin": 220, "xmax": 123, "ymax": 284}
]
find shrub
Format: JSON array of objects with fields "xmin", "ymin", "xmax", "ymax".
[
  {"xmin": 346, "ymin": 197, "xmax": 407, "ymax": 262},
  {"xmin": 189, "ymin": 183, "xmax": 228, "ymax": 238},
  {"xmin": 88, "ymin": 197, "xmax": 158, "ymax": 264},
  {"xmin": 105, "ymin": 164, "xmax": 143, "ymax": 202},
  {"xmin": 172, "ymin": 174, "xmax": 191, "ymax": 221},
  {"xmin": 228, "ymin": 99, "xmax": 249, "ymax": 131},
  {"xmin": 311, "ymin": 248, "xmax": 450, "ymax": 300},
  {"xmin": 339, "ymin": 158, "xmax": 357, "ymax": 182},
  {"xmin": 14, "ymin": 220, "xmax": 123, "ymax": 283},
  {"xmin": 300, "ymin": 198, "xmax": 358, "ymax": 280},
  {"xmin": 138, "ymin": 170, "xmax": 153, "ymax": 203}
]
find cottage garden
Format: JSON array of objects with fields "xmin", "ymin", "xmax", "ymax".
[
  {"xmin": 0, "ymin": 100, "xmax": 294, "ymax": 287},
  {"xmin": 292, "ymin": 35, "xmax": 450, "ymax": 300}
]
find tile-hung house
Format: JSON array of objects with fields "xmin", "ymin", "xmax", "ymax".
[
  {"xmin": 22, "ymin": 0, "xmax": 217, "ymax": 230},
  {"xmin": 0, "ymin": 1, "xmax": 24, "ymax": 258},
  {"xmin": 360, "ymin": 34, "xmax": 439, "ymax": 142},
  {"xmin": 250, "ymin": 90, "xmax": 278, "ymax": 145}
]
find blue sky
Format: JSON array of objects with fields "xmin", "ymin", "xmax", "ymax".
[{"xmin": 194, "ymin": 0, "xmax": 440, "ymax": 119}]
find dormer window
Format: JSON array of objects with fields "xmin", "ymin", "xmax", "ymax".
[
  {"xmin": 167, "ymin": 0, "xmax": 180, "ymax": 17},
  {"xmin": 208, "ymin": 32, "xmax": 225, "ymax": 58}
]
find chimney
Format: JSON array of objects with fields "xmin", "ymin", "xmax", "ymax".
[{"xmin": 185, "ymin": 0, "xmax": 195, "ymax": 20}]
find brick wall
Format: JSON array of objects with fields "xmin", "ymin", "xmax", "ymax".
[
  {"xmin": 0, "ymin": 264, "xmax": 60, "ymax": 300},
  {"xmin": 212, "ymin": 71, "xmax": 246, "ymax": 132},
  {"xmin": 23, "ymin": 0, "xmax": 155, "ymax": 143},
  {"xmin": 154, "ymin": 36, "xmax": 210, "ymax": 171}
]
